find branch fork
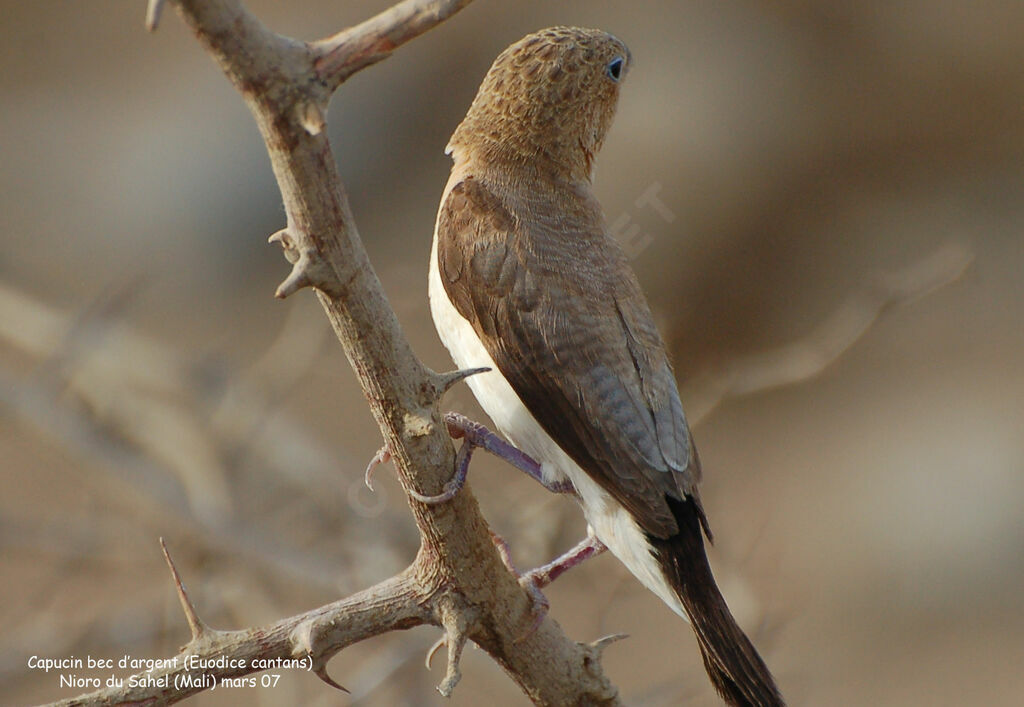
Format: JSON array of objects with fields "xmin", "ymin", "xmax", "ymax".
[{"xmin": 68, "ymin": 0, "xmax": 630, "ymax": 704}]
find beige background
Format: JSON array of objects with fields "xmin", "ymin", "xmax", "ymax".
[{"xmin": 2, "ymin": 1, "xmax": 1022, "ymax": 705}]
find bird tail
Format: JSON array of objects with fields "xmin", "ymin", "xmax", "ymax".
[{"xmin": 647, "ymin": 495, "xmax": 785, "ymax": 707}]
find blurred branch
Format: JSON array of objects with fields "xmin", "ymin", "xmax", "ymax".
[
  {"xmin": 38, "ymin": 0, "xmax": 624, "ymax": 704},
  {"xmin": 0, "ymin": 277, "xmax": 368, "ymax": 531},
  {"xmin": 683, "ymin": 241, "xmax": 974, "ymax": 424},
  {"xmin": 0, "ymin": 285, "xmax": 368, "ymax": 591}
]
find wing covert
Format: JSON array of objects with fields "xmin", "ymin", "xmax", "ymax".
[{"xmin": 437, "ymin": 177, "xmax": 702, "ymax": 538}]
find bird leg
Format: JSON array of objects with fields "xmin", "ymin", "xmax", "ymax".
[
  {"xmin": 365, "ymin": 415, "xmax": 604, "ymax": 638},
  {"xmin": 490, "ymin": 529, "xmax": 608, "ymax": 641},
  {"xmin": 520, "ymin": 533, "xmax": 608, "ymax": 590},
  {"xmin": 442, "ymin": 411, "xmax": 576, "ymax": 494},
  {"xmin": 364, "ymin": 412, "xmax": 576, "ymax": 504}
]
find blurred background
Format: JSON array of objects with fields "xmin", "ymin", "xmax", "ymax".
[{"xmin": 2, "ymin": 1, "xmax": 1021, "ymax": 705}]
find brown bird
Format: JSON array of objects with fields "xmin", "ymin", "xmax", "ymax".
[{"xmin": 429, "ymin": 26, "xmax": 783, "ymax": 706}]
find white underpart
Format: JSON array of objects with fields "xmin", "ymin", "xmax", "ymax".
[{"xmin": 428, "ymin": 179, "xmax": 686, "ymax": 619}]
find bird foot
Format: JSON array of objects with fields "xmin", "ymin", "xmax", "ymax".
[
  {"xmin": 488, "ymin": 529, "xmax": 607, "ymax": 642},
  {"xmin": 514, "ymin": 573, "xmax": 551, "ymax": 642},
  {"xmin": 488, "ymin": 529, "xmax": 551, "ymax": 641},
  {"xmin": 362, "ymin": 428, "xmax": 473, "ymax": 505},
  {"xmin": 407, "ymin": 432, "xmax": 474, "ymax": 504},
  {"xmin": 365, "ymin": 414, "xmax": 571, "ymax": 505}
]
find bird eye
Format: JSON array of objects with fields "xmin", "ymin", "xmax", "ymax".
[{"xmin": 606, "ymin": 56, "xmax": 624, "ymax": 82}]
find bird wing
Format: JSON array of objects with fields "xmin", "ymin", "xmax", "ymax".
[{"xmin": 436, "ymin": 177, "xmax": 704, "ymax": 539}]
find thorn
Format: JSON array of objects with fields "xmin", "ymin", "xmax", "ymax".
[
  {"xmin": 268, "ymin": 229, "xmax": 299, "ymax": 264},
  {"xmin": 268, "ymin": 228, "xmax": 291, "ymax": 247},
  {"xmin": 145, "ymin": 0, "xmax": 165, "ymax": 32},
  {"xmin": 433, "ymin": 367, "xmax": 490, "ymax": 397},
  {"xmin": 160, "ymin": 538, "xmax": 208, "ymax": 641},
  {"xmin": 587, "ymin": 633, "xmax": 629, "ymax": 658},
  {"xmin": 589, "ymin": 631, "xmax": 626, "ymax": 663},
  {"xmin": 580, "ymin": 633, "xmax": 628, "ymax": 680},
  {"xmin": 273, "ymin": 246, "xmax": 335, "ymax": 299},
  {"xmin": 364, "ymin": 446, "xmax": 392, "ymax": 491},
  {"xmin": 290, "ymin": 620, "xmax": 349, "ymax": 692},
  {"xmin": 275, "ymin": 256, "xmax": 313, "ymax": 299},
  {"xmin": 298, "ymin": 102, "xmax": 327, "ymax": 136},
  {"xmin": 313, "ymin": 657, "xmax": 350, "ymax": 693}
]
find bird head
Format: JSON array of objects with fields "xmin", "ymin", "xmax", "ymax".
[{"xmin": 448, "ymin": 26, "xmax": 631, "ymax": 182}]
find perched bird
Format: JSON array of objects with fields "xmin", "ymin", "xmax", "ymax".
[{"xmin": 428, "ymin": 27, "xmax": 783, "ymax": 706}]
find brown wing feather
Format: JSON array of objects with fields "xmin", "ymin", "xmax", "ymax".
[{"xmin": 438, "ymin": 177, "xmax": 703, "ymax": 539}]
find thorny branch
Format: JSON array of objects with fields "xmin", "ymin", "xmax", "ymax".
[
  {"xmin": 51, "ymin": 549, "xmax": 429, "ymax": 706},
  {"xmin": 47, "ymin": 0, "xmax": 624, "ymax": 704}
]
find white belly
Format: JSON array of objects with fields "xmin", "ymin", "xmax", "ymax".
[{"xmin": 428, "ymin": 224, "xmax": 686, "ymax": 618}]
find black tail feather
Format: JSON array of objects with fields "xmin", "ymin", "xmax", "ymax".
[{"xmin": 647, "ymin": 496, "xmax": 784, "ymax": 707}]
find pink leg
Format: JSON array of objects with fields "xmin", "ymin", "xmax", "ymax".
[
  {"xmin": 521, "ymin": 534, "xmax": 608, "ymax": 589},
  {"xmin": 490, "ymin": 530, "xmax": 608, "ymax": 641}
]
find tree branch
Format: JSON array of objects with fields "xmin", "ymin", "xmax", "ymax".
[
  {"xmin": 44, "ymin": 1, "xmax": 625, "ymax": 704},
  {"xmin": 49, "ymin": 556, "xmax": 429, "ymax": 706},
  {"xmin": 311, "ymin": 0, "xmax": 476, "ymax": 89}
]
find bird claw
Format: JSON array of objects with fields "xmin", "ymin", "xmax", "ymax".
[
  {"xmin": 489, "ymin": 529, "xmax": 517, "ymax": 573},
  {"xmin": 366, "ymin": 438, "xmax": 469, "ymax": 505},
  {"xmin": 516, "ymin": 534, "xmax": 608, "ymax": 641},
  {"xmin": 364, "ymin": 445, "xmax": 392, "ymax": 491},
  {"xmin": 407, "ymin": 477, "xmax": 464, "ymax": 505},
  {"xmin": 408, "ymin": 438, "xmax": 472, "ymax": 505},
  {"xmin": 514, "ymin": 571, "xmax": 551, "ymax": 642},
  {"xmin": 425, "ymin": 634, "xmax": 447, "ymax": 669},
  {"xmin": 488, "ymin": 529, "xmax": 549, "ymax": 641}
]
